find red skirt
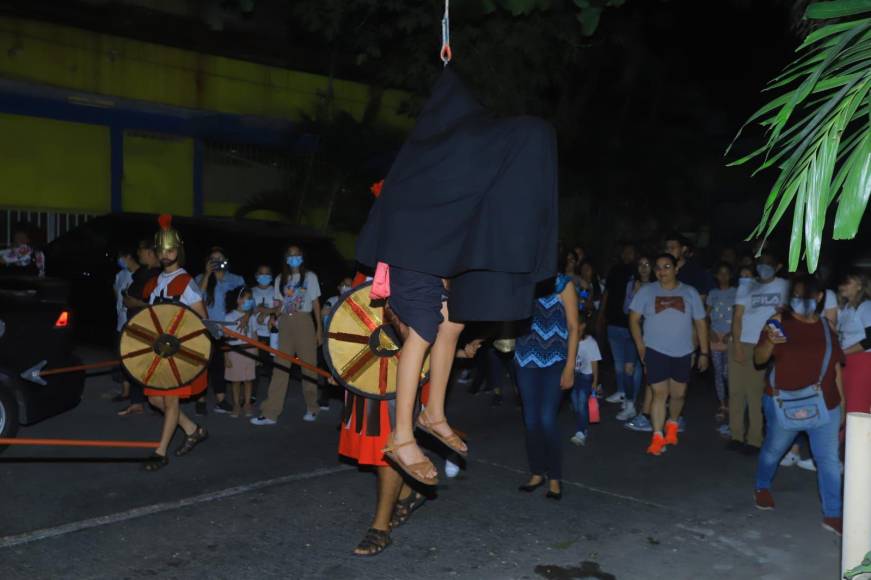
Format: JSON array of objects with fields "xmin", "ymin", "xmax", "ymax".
[
  {"xmin": 339, "ymin": 382, "xmax": 431, "ymax": 467},
  {"xmin": 844, "ymin": 352, "xmax": 871, "ymax": 414},
  {"xmin": 143, "ymin": 372, "xmax": 208, "ymax": 398}
]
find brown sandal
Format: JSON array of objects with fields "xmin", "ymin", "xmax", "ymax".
[
  {"xmin": 175, "ymin": 425, "xmax": 209, "ymax": 457},
  {"xmin": 382, "ymin": 435, "xmax": 438, "ymax": 486},
  {"xmin": 353, "ymin": 527, "xmax": 392, "ymax": 557},
  {"xmin": 390, "ymin": 491, "xmax": 427, "ymax": 529},
  {"xmin": 415, "ymin": 411, "xmax": 468, "ymax": 458}
]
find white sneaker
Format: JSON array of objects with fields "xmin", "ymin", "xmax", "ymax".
[
  {"xmin": 302, "ymin": 412, "xmax": 317, "ymax": 423},
  {"xmin": 780, "ymin": 451, "xmax": 800, "ymax": 467},
  {"xmin": 796, "ymin": 457, "xmax": 817, "ymax": 471},
  {"xmin": 250, "ymin": 416, "xmax": 277, "ymax": 426},
  {"xmin": 605, "ymin": 392, "xmax": 625, "ymax": 404},
  {"xmin": 570, "ymin": 431, "xmax": 587, "ymax": 446},
  {"xmin": 616, "ymin": 402, "xmax": 637, "ymax": 421},
  {"xmin": 445, "ymin": 459, "xmax": 461, "ymax": 478}
]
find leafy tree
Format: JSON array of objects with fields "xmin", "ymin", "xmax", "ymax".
[{"xmin": 729, "ymin": 0, "xmax": 871, "ymax": 271}]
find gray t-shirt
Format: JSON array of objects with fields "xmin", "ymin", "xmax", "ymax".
[
  {"xmin": 629, "ymin": 282, "xmax": 706, "ymax": 357},
  {"xmin": 707, "ymin": 287, "xmax": 737, "ymax": 335}
]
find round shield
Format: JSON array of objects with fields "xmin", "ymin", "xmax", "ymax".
[
  {"xmin": 119, "ymin": 303, "xmax": 212, "ymax": 390},
  {"xmin": 323, "ymin": 281, "xmax": 429, "ymax": 400}
]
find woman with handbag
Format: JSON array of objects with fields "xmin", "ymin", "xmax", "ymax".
[{"xmin": 753, "ymin": 274, "xmax": 845, "ymax": 536}]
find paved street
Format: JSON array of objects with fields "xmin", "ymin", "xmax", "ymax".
[{"xmin": 0, "ymin": 348, "xmax": 840, "ymax": 579}]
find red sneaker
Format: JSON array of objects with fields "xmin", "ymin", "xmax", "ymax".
[
  {"xmin": 646, "ymin": 432, "xmax": 666, "ymax": 456},
  {"xmin": 822, "ymin": 517, "xmax": 842, "ymax": 536},
  {"xmin": 754, "ymin": 489, "xmax": 775, "ymax": 511},
  {"xmin": 664, "ymin": 420, "xmax": 679, "ymax": 446}
]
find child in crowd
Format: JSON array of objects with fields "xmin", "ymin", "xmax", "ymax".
[
  {"xmin": 224, "ymin": 287, "xmax": 258, "ymax": 418},
  {"xmin": 252, "ymin": 265, "xmax": 279, "ymax": 395},
  {"xmin": 707, "ymin": 263, "xmax": 736, "ymax": 421},
  {"xmin": 570, "ymin": 316, "xmax": 602, "ymax": 446}
]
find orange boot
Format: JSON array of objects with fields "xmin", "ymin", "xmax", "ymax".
[
  {"xmin": 646, "ymin": 432, "xmax": 666, "ymax": 456},
  {"xmin": 664, "ymin": 420, "xmax": 680, "ymax": 446}
]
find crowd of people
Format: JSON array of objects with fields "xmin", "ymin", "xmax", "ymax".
[{"xmin": 107, "ymin": 219, "xmax": 871, "ymax": 547}]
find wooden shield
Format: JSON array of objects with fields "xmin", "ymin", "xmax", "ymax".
[
  {"xmin": 119, "ymin": 303, "xmax": 212, "ymax": 389},
  {"xmin": 323, "ymin": 282, "xmax": 429, "ymax": 400}
]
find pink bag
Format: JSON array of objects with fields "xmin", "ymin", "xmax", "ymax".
[
  {"xmin": 370, "ymin": 262, "xmax": 391, "ymax": 300},
  {"xmin": 588, "ymin": 393, "xmax": 601, "ymax": 424}
]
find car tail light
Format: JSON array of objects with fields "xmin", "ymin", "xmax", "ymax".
[{"xmin": 55, "ymin": 311, "xmax": 70, "ymax": 328}]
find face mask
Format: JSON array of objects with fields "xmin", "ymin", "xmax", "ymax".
[
  {"xmin": 118, "ymin": 258, "xmax": 128, "ymax": 270},
  {"xmin": 339, "ymin": 285, "xmax": 351, "ymax": 294},
  {"xmin": 287, "ymin": 256, "xmax": 304, "ymax": 269},
  {"xmin": 241, "ymin": 298, "xmax": 255, "ymax": 312},
  {"xmin": 756, "ymin": 264, "xmax": 776, "ymax": 280},
  {"xmin": 790, "ymin": 297, "xmax": 818, "ymax": 317},
  {"xmin": 256, "ymin": 274, "xmax": 273, "ymax": 286}
]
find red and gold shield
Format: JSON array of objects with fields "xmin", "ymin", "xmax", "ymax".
[
  {"xmin": 323, "ymin": 282, "xmax": 429, "ymax": 400},
  {"xmin": 119, "ymin": 303, "xmax": 212, "ymax": 389}
]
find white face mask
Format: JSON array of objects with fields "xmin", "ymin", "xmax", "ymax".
[
  {"xmin": 790, "ymin": 297, "xmax": 818, "ymax": 317},
  {"xmin": 339, "ymin": 285, "xmax": 351, "ymax": 294}
]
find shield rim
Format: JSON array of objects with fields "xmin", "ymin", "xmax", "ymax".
[
  {"xmin": 119, "ymin": 303, "xmax": 212, "ymax": 390},
  {"xmin": 322, "ymin": 281, "xmax": 427, "ymax": 400}
]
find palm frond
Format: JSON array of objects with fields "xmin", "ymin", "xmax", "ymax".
[{"xmin": 729, "ymin": 0, "xmax": 871, "ymax": 271}]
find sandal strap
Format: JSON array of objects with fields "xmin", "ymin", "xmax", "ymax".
[{"xmin": 382, "ymin": 436, "xmax": 415, "ymax": 454}]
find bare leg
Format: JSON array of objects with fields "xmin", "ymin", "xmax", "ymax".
[
  {"xmin": 121, "ymin": 380, "xmax": 131, "ymax": 398},
  {"xmin": 642, "ymin": 384, "xmax": 653, "ymax": 414},
  {"xmin": 667, "ymin": 380, "xmax": 688, "ymax": 421},
  {"xmin": 420, "ymin": 302, "xmax": 466, "ymax": 452},
  {"xmin": 650, "ymin": 382, "xmax": 669, "ymax": 433},
  {"xmin": 393, "ymin": 328, "xmax": 437, "ymax": 479},
  {"xmin": 150, "ymin": 395, "xmax": 180, "ymax": 456},
  {"xmin": 243, "ymin": 381, "xmax": 253, "ymax": 407}
]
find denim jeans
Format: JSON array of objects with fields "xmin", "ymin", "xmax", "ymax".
[
  {"xmin": 570, "ymin": 373, "xmax": 593, "ymax": 435},
  {"xmin": 515, "ymin": 363, "xmax": 564, "ymax": 480},
  {"xmin": 607, "ymin": 325, "xmax": 641, "ymax": 401},
  {"xmin": 755, "ymin": 396, "xmax": 842, "ymax": 517}
]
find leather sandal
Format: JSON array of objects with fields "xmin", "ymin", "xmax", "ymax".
[
  {"xmin": 143, "ymin": 452, "xmax": 169, "ymax": 472},
  {"xmin": 390, "ymin": 491, "xmax": 427, "ymax": 529},
  {"xmin": 382, "ymin": 435, "xmax": 438, "ymax": 486},
  {"xmin": 415, "ymin": 411, "xmax": 468, "ymax": 458},
  {"xmin": 175, "ymin": 425, "xmax": 209, "ymax": 457},
  {"xmin": 353, "ymin": 527, "xmax": 392, "ymax": 557}
]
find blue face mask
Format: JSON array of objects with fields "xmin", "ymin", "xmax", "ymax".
[
  {"xmin": 117, "ymin": 258, "xmax": 128, "ymax": 270},
  {"xmin": 286, "ymin": 256, "xmax": 304, "ymax": 269},
  {"xmin": 256, "ymin": 274, "xmax": 273, "ymax": 286},
  {"xmin": 756, "ymin": 264, "xmax": 776, "ymax": 280},
  {"xmin": 790, "ymin": 297, "xmax": 818, "ymax": 317},
  {"xmin": 241, "ymin": 298, "xmax": 254, "ymax": 312}
]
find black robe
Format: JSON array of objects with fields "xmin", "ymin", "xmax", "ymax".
[{"xmin": 356, "ymin": 67, "xmax": 558, "ymax": 321}]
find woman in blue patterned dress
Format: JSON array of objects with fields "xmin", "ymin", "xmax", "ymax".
[{"xmin": 514, "ymin": 271, "xmax": 580, "ymax": 499}]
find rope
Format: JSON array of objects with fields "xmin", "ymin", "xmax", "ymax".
[
  {"xmin": 0, "ymin": 438, "xmax": 159, "ymax": 449},
  {"xmin": 440, "ymin": 0, "xmax": 452, "ymax": 65}
]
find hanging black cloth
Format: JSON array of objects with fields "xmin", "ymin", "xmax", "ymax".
[{"xmin": 356, "ymin": 67, "xmax": 558, "ymax": 321}]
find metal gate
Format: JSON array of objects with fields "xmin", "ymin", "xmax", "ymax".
[{"xmin": 0, "ymin": 209, "xmax": 96, "ymax": 247}]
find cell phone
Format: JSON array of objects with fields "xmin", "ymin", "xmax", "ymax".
[{"xmin": 766, "ymin": 319, "xmax": 786, "ymax": 340}]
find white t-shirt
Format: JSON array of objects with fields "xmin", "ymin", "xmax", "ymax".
[
  {"xmin": 224, "ymin": 309, "xmax": 257, "ymax": 345},
  {"xmin": 838, "ymin": 301, "xmax": 871, "ymax": 351},
  {"xmin": 114, "ymin": 269, "xmax": 134, "ymax": 331},
  {"xmin": 274, "ymin": 271, "xmax": 321, "ymax": 315},
  {"xmin": 735, "ymin": 277, "xmax": 789, "ymax": 343},
  {"xmin": 574, "ymin": 335, "xmax": 602, "ymax": 375},
  {"xmin": 148, "ymin": 268, "xmax": 202, "ymax": 307},
  {"xmin": 251, "ymin": 285, "xmax": 277, "ymax": 336}
]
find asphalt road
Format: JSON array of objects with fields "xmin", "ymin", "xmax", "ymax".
[{"xmin": 0, "ymin": 348, "xmax": 840, "ymax": 579}]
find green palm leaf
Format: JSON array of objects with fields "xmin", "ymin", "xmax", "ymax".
[{"xmin": 729, "ymin": 0, "xmax": 871, "ymax": 271}]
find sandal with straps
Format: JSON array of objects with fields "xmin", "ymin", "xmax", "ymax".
[
  {"xmin": 143, "ymin": 452, "xmax": 169, "ymax": 472},
  {"xmin": 353, "ymin": 527, "xmax": 392, "ymax": 557},
  {"xmin": 175, "ymin": 425, "xmax": 209, "ymax": 457},
  {"xmin": 415, "ymin": 411, "xmax": 468, "ymax": 458},
  {"xmin": 390, "ymin": 491, "xmax": 427, "ymax": 529},
  {"xmin": 382, "ymin": 435, "xmax": 439, "ymax": 486}
]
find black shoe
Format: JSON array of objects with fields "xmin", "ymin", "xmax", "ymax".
[
  {"xmin": 518, "ymin": 478, "xmax": 546, "ymax": 492},
  {"xmin": 546, "ymin": 490, "xmax": 562, "ymax": 501},
  {"xmin": 725, "ymin": 439, "xmax": 744, "ymax": 452},
  {"xmin": 742, "ymin": 444, "xmax": 761, "ymax": 456},
  {"xmin": 491, "ymin": 393, "xmax": 503, "ymax": 407},
  {"xmin": 195, "ymin": 400, "xmax": 207, "ymax": 416},
  {"xmin": 214, "ymin": 399, "xmax": 233, "ymax": 414}
]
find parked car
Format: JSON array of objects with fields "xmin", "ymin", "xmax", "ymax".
[
  {"xmin": 0, "ymin": 275, "xmax": 85, "ymax": 448},
  {"xmin": 45, "ymin": 213, "xmax": 350, "ymax": 346}
]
